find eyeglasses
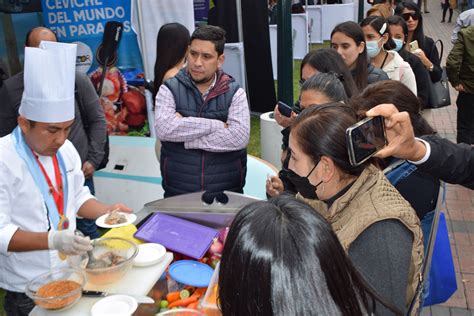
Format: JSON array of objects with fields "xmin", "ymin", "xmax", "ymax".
[
  {"xmin": 401, "ymin": 12, "xmax": 420, "ymax": 21},
  {"xmin": 299, "ymin": 78, "xmax": 305, "ymax": 87}
]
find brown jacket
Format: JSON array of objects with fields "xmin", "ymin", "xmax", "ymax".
[{"xmin": 299, "ymin": 165, "xmax": 423, "ymax": 309}]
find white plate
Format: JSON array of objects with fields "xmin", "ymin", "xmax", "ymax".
[
  {"xmin": 134, "ymin": 243, "xmax": 166, "ymax": 267},
  {"xmin": 90, "ymin": 295, "xmax": 138, "ymax": 316},
  {"xmin": 95, "ymin": 212, "xmax": 137, "ymax": 229}
]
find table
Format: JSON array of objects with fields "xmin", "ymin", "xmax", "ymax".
[{"xmin": 30, "ymin": 252, "xmax": 173, "ymax": 316}]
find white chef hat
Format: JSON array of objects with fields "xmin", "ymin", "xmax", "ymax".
[{"xmin": 19, "ymin": 41, "xmax": 77, "ymax": 123}]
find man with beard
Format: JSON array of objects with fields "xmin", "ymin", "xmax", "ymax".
[{"xmin": 154, "ymin": 25, "xmax": 250, "ymax": 197}]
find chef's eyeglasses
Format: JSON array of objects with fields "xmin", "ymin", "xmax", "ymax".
[{"xmin": 402, "ymin": 12, "xmax": 420, "ymax": 21}]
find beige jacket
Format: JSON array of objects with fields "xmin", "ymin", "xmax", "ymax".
[{"xmin": 299, "ymin": 165, "xmax": 423, "ymax": 309}]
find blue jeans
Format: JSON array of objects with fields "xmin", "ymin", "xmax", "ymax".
[
  {"xmin": 76, "ymin": 177, "xmax": 100, "ymax": 239},
  {"xmin": 4, "ymin": 291, "xmax": 35, "ymax": 316}
]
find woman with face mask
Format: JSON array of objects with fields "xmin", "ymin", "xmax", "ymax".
[
  {"xmin": 395, "ymin": 2, "xmax": 442, "ymax": 84},
  {"xmin": 387, "ymin": 15, "xmax": 431, "ymax": 109},
  {"xmin": 331, "ymin": 21, "xmax": 389, "ymax": 92},
  {"xmin": 360, "ymin": 16, "xmax": 418, "ymax": 96},
  {"xmin": 288, "ymin": 104, "xmax": 423, "ymax": 315},
  {"xmin": 266, "ymin": 72, "xmax": 349, "ymax": 197}
]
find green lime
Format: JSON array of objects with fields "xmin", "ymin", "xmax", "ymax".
[
  {"xmin": 180, "ymin": 289, "xmax": 190, "ymax": 299},
  {"xmin": 160, "ymin": 300, "xmax": 169, "ymax": 309}
]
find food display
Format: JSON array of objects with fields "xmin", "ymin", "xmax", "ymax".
[
  {"xmin": 35, "ymin": 280, "xmax": 81, "ymax": 310},
  {"xmin": 104, "ymin": 210, "xmax": 128, "ymax": 225}
]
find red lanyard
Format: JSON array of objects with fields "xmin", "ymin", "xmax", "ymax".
[{"xmin": 32, "ymin": 151, "xmax": 64, "ymax": 217}]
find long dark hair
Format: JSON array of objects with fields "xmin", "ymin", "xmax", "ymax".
[
  {"xmin": 219, "ymin": 195, "xmax": 374, "ymax": 316},
  {"xmin": 395, "ymin": 1, "xmax": 426, "ymax": 50},
  {"xmin": 292, "ymin": 103, "xmax": 368, "ymax": 176},
  {"xmin": 301, "ymin": 72, "xmax": 349, "ymax": 103},
  {"xmin": 351, "ymin": 80, "xmax": 435, "ymax": 136},
  {"xmin": 153, "ymin": 23, "xmax": 190, "ymax": 100},
  {"xmin": 331, "ymin": 22, "xmax": 369, "ymax": 91},
  {"xmin": 360, "ymin": 16, "xmax": 396, "ymax": 50},
  {"xmin": 301, "ymin": 49, "xmax": 359, "ymax": 98}
]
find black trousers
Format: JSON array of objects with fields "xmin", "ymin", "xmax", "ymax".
[
  {"xmin": 3, "ymin": 290, "xmax": 35, "ymax": 316},
  {"xmin": 456, "ymin": 91, "xmax": 474, "ymax": 145}
]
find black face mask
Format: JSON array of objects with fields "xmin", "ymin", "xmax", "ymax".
[{"xmin": 287, "ymin": 164, "xmax": 323, "ymax": 199}]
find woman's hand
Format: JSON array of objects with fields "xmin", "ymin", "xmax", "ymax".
[
  {"xmin": 413, "ymin": 49, "xmax": 432, "ymax": 69},
  {"xmin": 266, "ymin": 175, "xmax": 284, "ymax": 197},
  {"xmin": 274, "ymin": 104, "xmax": 297, "ymax": 128}
]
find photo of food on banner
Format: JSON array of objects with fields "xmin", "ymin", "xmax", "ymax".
[{"xmin": 88, "ymin": 21, "xmax": 147, "ymax": 136}]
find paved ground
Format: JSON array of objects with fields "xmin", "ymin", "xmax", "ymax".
[{"xmin": 418, "ymin": 1, "xmax": 474, "ymax": 315}]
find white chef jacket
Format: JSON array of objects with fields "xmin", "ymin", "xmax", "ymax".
[{"xmin": 0, "ymin": 135, "xmax": 94, "ymax": 292}]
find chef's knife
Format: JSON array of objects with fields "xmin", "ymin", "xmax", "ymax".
[{"xmin": 82, "ymin": 290, "xmax": 155, "ymax": 304}]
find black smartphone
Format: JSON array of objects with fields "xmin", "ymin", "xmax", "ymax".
[
  {"xmin": 346, "ymin": 116, "xmax": 387, "ymax": 167},
  {"xmin": 277, "ymin": 101, "xmax": 293, "ymax": 117}
]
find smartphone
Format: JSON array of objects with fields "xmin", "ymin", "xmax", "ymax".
[
  {"xmin": 277, "ymin": 101, "xmax": 293, "ymax": 117},
  {"xmin": 346, "ymin": 116, "xmax": 387, "ymax": 167},
  {"xmin": 409, "ymin": 40, "xmax": 419, "ymax": 53}
]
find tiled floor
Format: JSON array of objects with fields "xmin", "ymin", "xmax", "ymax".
[{"xmin": 420, "ymin": 2, "xmax": 474, "ymax": 314}]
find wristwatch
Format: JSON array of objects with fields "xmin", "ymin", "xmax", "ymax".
[{"xmin": 428, "ymin": 64, "xmax": 434, "ymax": 72}]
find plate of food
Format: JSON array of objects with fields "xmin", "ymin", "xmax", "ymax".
[{"xmin": 96, "ymin": 210, "xmax": 137, "ymax": 228}]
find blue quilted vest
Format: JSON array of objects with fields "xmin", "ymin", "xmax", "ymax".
[{"xmin": 161, "ymin": 69, "xmax": 247, "ymax": 197}]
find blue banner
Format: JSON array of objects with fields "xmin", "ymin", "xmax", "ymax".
[
  {"xmin": 194, "ymin": 0, "xmax": 209, "ymax": 23},
  {"xmin": 40, "ymin": 0, "xmax": 143, "ymax": 76},
  {"xmin": 41, "ymin": 0, "xmax": 148, "ymax": 135}
]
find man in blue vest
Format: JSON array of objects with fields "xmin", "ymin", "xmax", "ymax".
[{"xmin": 155, "ymin": 25, "xmax": 250, "ymax": 197}]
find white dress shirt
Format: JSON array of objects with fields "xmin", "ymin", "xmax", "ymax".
[{"xmin": 0, "ymin": 135, "xmax": 93, "ymax": 292}]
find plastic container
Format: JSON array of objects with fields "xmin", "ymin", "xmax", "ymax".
[
  {"xmin": 199, "ymin": 262, "xmax": 222, "ymax": 316},
  {"xmin": 167, "ymin": 260, "xmax": 214, "ymax": 292},
  {"xmin": 25, "ymin": 268, "xmax": 85, "ymax": 311}
]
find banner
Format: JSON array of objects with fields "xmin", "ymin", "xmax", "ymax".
[
  {"xmin": 41, "ymin": 0, "xmax": 148, "ymax": 136},
  {"xmin": 194, "ymin": 0, "xmax": 209, "ymax": 23}
]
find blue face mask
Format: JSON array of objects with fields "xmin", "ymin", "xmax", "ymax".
[
  {"xmin": 393, "ymin": 38, "xmax": 404, "ymax": 52},
  {"xmin": 366, "ymin": 38, "xmax": 382, "ymax": 58}
]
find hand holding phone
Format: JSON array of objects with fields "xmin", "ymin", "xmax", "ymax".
[
  {"xmin": 277, "ymin": 101, "xmax": 294, "ymax": 117},
  {"xmin": 346, "ymin": 116, "xmax": 387, "ymax": 167}
]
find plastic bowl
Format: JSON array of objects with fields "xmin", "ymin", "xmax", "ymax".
[
  {"xmin": 69, "ymin": 237, "xmax": 138, "ymax": 285},
  {"xmin": 25, "ymin": 268, "xmax": 85, "ymax": 311}
]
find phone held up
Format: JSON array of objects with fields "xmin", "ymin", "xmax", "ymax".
[
  {"xmin": 277, "ymin": 101, "xmax": 293, "ymax": 117},
  {"xmin": 346, "ymin": 116, "xmax": 387, "ymax": 167},
  {"xmin": 409, "ymin": 40, "xmax": 419, "ymax": 53}
]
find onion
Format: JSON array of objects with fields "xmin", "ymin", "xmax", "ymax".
[{"xmin": 209, "ymin": 238, "xmax": 224, "ymax": 256}]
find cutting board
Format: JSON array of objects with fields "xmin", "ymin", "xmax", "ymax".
[{"xmin": 30, "ymin": 252, "xmax": 173, "ymax": 316}]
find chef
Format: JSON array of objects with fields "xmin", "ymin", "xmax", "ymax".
[{"xmin": 0, "ymin": 41, "xmax": 131, "ymax": 316}]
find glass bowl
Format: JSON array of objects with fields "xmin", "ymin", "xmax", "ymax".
[
  {"xmin": 25, "ymin": 268, "xmax": 85, "ymax": 311},
  {"xmin": 69, "ymin": 237, "xmax": 139, "ymax": 285},
  {"xmin": 157, "ymin": 308, "xmax": 205, "ymax": 316}
]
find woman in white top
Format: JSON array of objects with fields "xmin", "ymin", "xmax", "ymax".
[{"xmin": 361, "ymin": 16, "xmax": 418, "ymax": 95}]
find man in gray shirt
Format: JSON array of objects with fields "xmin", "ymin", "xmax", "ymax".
[
  {"xmin": 0, "ymin": 27, "xmax": 106, "ymax": 238},
  {"xmin": 451, "ymin": 9, "xmax": 474, "ymax": 43}
]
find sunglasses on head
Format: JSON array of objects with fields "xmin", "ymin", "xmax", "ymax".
[{"xmin": 402, "ymin": 12, "xmax": 420, "ymax": 21}]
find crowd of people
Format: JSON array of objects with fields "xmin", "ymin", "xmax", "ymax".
[{"xmin": 0, "ymin": 1, "xmax": 474, "ymax": 315}]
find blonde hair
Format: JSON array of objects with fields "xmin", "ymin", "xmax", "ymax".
[{"xmin": 367, "ymin": 4, "xmax": 391, "ymax": 19}]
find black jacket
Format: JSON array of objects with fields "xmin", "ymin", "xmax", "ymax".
[
  {"xmin": 421, "ymin": 36, "xmax": 443, "ymax": 83},
  {"xmin": 399, "ymin": 50, "xmax": 431, "ymax": 109},
  {"xmin": 420, "ymin": 135, "xmax": 474, "ymax": 189}
]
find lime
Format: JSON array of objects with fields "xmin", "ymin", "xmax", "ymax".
[
  {"xmin": 180, "ymin": 289, "xmax": 190, "ymax": 299},
  {"xmin": 160, "ymin": 300, "xmax": 169, "ymax": 309}
]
